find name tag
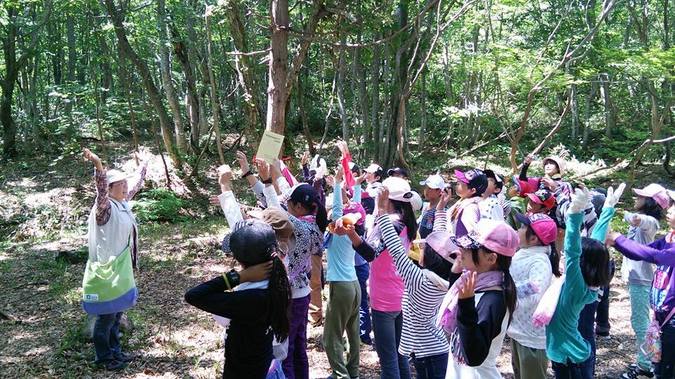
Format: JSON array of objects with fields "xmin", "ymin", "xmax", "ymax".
[{"xmin": 84, "ymin": 294, "xmax": 99, "ymax": 301}]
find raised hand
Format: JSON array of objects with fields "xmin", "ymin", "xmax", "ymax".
[
  {"xmin": 355, "ymin": 173, "xmax": 367, "ymax": 185},
  {"xmin": 239, "ymin": 261, "xmax": 273, "ymax": 283},
  {"xmin": 569, "ymin": 187, "xmax": 591, "ymax": 214},
  {"xmin": 335, "ymin": 165, "xmax": 344, "ymax": 184},
  {"xmin": 604, "ymin": 183, "xmax": 626, "ymax": 208},
  {"xmin": 217, "ymin": 165, "xmax": 234, "ymax": 186},
  {"xmin": 325, "ymin": 175, "xmax": 335, "ymax": 188},
  {"xmin": 236, "ymin": 151, "xmax": 250, "ymax": 173},
  {"xmin": 377, "ymin": 186, "xmax": 390, "ymax": 214},
  {"xmin": 83, "ymin": 148, "xmax": 103, "ymax": 170},
  {"xmin": 458, "ymin": 271, "xmax": 477, "ymax": 299},
  {"xmin": 255, "ymin": 159, "xmax": 271, "ymax": 181},
  {"xmin": 524, "ymin": 154, "xmax": 534, "ymax": 165},
  {"xmin": 301, "ymin": 151, "xmax": 310, "ymax": 166},
  {"xmin": 437, "ymin": 188, "xmax": 453, "ymax": 210}
]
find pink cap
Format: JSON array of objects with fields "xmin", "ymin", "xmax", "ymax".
[
  {"xmin": 453, "ymin": 220, "xmax": 520, "ymax": 257},
  {"xmin": 633, "ymin": 183, "xmax": 670, "ymax": 209},
  {"xmin": 515, "ymin": 213, "xmax": 557, "ymax": 245},
  {"xmin": 425, "ymin": 231, "xmax": 459, "ymax": 262}
]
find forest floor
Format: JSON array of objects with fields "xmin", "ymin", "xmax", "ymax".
[{"xmin": 0, "ymin": 144, "xmax": 660, "ymax": 378}]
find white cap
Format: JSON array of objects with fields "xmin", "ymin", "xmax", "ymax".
[
  {"xmin": 409, "ymin": 191, "xmax": 423, "ymax": 211},
  {"xmin": 419, "ymin": 174, "xmax": 446, "ymax": 190},
  {"xmin": 106, "ymin": 169, "xmax": 128, "ymax": 184},
  {"xmin": 364, "ymin": 163, "xmax": 383, "ymax": 174},
  {"xmin": 382, "ymin": 177, "xmax": 414, "ymax": 202}
]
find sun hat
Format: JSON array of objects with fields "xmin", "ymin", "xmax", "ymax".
[
  {"xmin": 348, "ymin": 161, "xmax": 361, "ymax": 174},
  {"xmin": 260, "ymin": 208, "xmax": 295, "ymax": 242},
  {"xmin": 668, "ymin": 190, "xmax": 675, "ymax": 203},
  {"xmin": 543, "ymin": 156, "xmax": 566, "ymax": 175},
  {"xmin": 452, "ymin": 219, "xmax": 520, "ymax": 257},
  {"xmin": 454, "ymin": 169, "xmax": 488, "ymax": 196},
  {"xmin": 527, "ymin": 189, "xmax": 556, "ymax": 209},
  {"xmin": 419, "ymin": 174, "xmax": 446, "ymax": 190},
  {"xmin": 515, "ymin": 212, "xmax": 557, "ymax": 245},
  {"xmin": 106, "ymin": 169, "xmax": 128, "ymax": 185},
  {"xmin": 632, "ymin": 183, "xmax": 670, "ymax": 209}
]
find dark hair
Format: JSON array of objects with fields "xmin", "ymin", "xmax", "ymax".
[
  {"xmin": 290, "ymin": 185, "xmax": 329, "ymax": 233},
  {"xmin": 231, "ymin": 223, "xmax": 291, "ymax": 342},
  {"xmin": 636, "ymin": 197, "xmax": 663, "ymax": 221},
  {"xmin": 470, "ymin": 248, "xmax": 517, "ymax": 319},
  {"xmin": 580, "ymin": 237, "xmax": 612, "ymax": 287},
  {"xmin": 525, "ymin": 226, "xmax": 561, "ymax": 277},
  {"xmin": 391, "ymin": 200, "xmax": 418, "ymax": 241}
]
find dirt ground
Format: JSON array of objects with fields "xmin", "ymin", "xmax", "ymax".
[
  {"xmin": 0, "ymin": 147, "xmax": 642, "ymax": 378},
  {"xmin": 0, "ymin": 225, "xmax": 637, "ymax": 379}
]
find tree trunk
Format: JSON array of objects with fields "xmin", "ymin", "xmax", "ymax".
[
  {"xmin": 103, "ymin": 0, "xmax": 180, "ymax": 167},
  {"xmin": 369, "ymin": 39, "xmax": 381, "ymax": 151},
  {"xmin": 582, "ymin": 81, "xmax": 598, "ymax": 149},
  {"xmin": 419, "ymin": 68, "xmax": 427, "ymax": 147},
  {"xmin": 157, "ymin": 0, "xmax": 186, "ymax": 152},
  {"xmin": 169, "ymin": 23, "xmax": 201, "ymax": 151},
  {"xmin": 599, "ymin": 73, "xmax": 615, "ymax": 138},
  {"xmin": 336, "ymin": 37, "xmax": 349, "ymax": 141},
  {"xmin": 265, "ymin": 0, "xmax": 290, "ymax": 134},
  {"xmin": 355, "ymin": 39, "xmax": 369, "ymax": 147},
  {"xmin": 204, "ymin": 11, "xmax": 226, "ymax": 164},
  {"xmin": 297, "ymin": 69, "xmax": 316, "ymax": 155}
]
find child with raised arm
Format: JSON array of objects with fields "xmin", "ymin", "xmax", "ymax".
[{"xmin": 545, "ymin": 184, "xmax": 624, "ymax": 379}]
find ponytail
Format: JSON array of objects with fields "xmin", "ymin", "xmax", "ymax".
[
  {"xmin": 548, "ymin": 245, "xmax": 561, "ymax": 277},
  {"xmin": 268, "ymin": 254, "xmax": 291, "ymax": 342},
  {"xmin": 314, "ymin": 200, "xmax": 329, "ymax": 233},
  {"xmin": 497, "ymin": 254, "xmax": 517, "ymax": 321}
]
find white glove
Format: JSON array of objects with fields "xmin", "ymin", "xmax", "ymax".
[
  {"xmin": 568, "ymin": 188, "xmax": 591, "ymax": 214},
  {"xmin": 604, "ymin": 183, "xmax": 626, "ymax": 209}
]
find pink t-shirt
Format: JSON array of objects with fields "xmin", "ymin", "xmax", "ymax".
[{"xmin": 369, "ymin": 226, "xmax": 411, "ymax": 312}]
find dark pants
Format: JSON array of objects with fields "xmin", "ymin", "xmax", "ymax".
[
  {"xmin": 355, "ymin": 263, "xmax": 372, "ymax": 343},
  {"xmin": 283, "ymin": 294, "xmax": 310, "ymax": 379},
  {"xmin": 93, "ymin": 312, "xmax": 123, "ymax": 362},
  {"xmin": 655, "ymin": 321, "xmax": 675, "ymax": 379},
  {"xmin": 577, "ymin": 301, "xmax": 597, "ymax": 379},
  {"xmin": 411, "ymin": 352, "xmax": 448, "ymax": 379},
  {"xmin": 552, "ymin": 360, "xmax": 585, "ymax": 379},
  {"xmin": 371, "ymin": 310, "xmax": 410, "ymax": 379},
  {"xmin": 595, "ymin": 284, "xmax": 611, "ymax": 335}
]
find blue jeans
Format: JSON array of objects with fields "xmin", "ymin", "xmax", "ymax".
[
  {"xmin": 355, "ymin": 264, "xmax": 372, "ymax": 343},
  {"xmin": 629, "ymin": 284, "xmax": 651, "ymax": 370},
  {"xmin": 93, "ymin": 312, "xmax": 123, "ymax": 362},
  {"xmin": 577, "ymin": 301, "xmax": 597, "ymax": 379},
  {"xmin": 411, "ymin": 352, "xmax": 448, "ymax": 379},
  {"xmin": 655, "ymin": 321, "xmax": 675, "ymax": 379},
  {"xmin": 371, "ymin": 310, "xmax": 410, "ymax": 379}
]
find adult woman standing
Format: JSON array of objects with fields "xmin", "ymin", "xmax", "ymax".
[{"xmin": 82, "ymin": 148, "xmax": 147, "ymax": 371}]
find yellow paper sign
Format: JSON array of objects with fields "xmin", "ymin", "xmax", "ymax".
[{"xmin": 256, "ymin": 130, "xmax": 285, "ymax": 163}]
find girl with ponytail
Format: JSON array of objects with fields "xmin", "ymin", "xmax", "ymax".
[
  {"xmin": 507, "ymin": 212, "xmax": 559, "ymax": 379},
  {"xmin": 436, "ymin": 218, "xmax": 519, "ymax": 378},
  {"xmin": 185, "ymin": 220, "xmax": 291, "ymax": 379}
]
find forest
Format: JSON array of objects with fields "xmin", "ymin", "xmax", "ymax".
[{"xmin": 0, "ymin": 0, "xmax": 674, "ymax": 378}]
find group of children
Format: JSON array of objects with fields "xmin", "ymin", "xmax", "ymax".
[{"xmin": 82, "ymin": 145, "xmax": 675, "ymax": 379}]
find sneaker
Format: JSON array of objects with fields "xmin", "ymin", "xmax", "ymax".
[
  {"xmin": 114, "ymin": 352, "xmax": 136, "ymax": 363},
  {"xmin": 621, "ymin": 364, "xmax": 654, "ymax": 379},
  {"xmin": 97, "ymin": 359, "xmax": 127, "ymax": 371}
]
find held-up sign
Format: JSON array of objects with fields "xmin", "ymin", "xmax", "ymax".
[{"xmin": 256, "ymin": 130, "xmax": 285, "ymax": 163}]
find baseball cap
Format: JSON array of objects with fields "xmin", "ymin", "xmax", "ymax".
[
  {"xmin": 348, "ymin": 161, "xmax": 361, "ymax": 174},
  {"xmin": 289, "ymin": 183, "xmax": 319, "ymax": 206},
  {"xmin": 106, "ymin": 169, "xmax": 128, "ymax": 184},
  {"xmin": 633, "ymin": 183, "xmax": 670, "ymax": 209},
  {"xmin": 409, "ymin": 191, "xmax": 423, "ymax": 212},
  {"xmin": 387, "ymin": 167, "xmax": 409, "ymax": 178},
  {"xmin": 229, "ymin": 220, "xmax": 278, "ymax": 266},
  {"xmin": 543, "ymin": 156, "xmax": 566, "ymax": 175},
  {"xmin": 454, "ymin": 169, "xmax": 488, "ymax": 196},
  {"xmin": 364, "ymin": 163, "xmax": 385, "ymax": 179},
  {"xmin": 527, "ymin": 189, "xmax": 556, "ymax": 209},
  {"xmin": 452, "ymin": 219, "xmax": 519, "ymax": 257},
  {"xmin": 668, "ymin": 190, "xmax": 675, "ymax": 203},
  {"xmin": 419, "ymin": 174, "xmax": 446, "ymax": 190},
  {"xmin": 515, "ymin": 212, "xmax": 557, "ymax": 245},
  {"xmin": 382, "ymin": 177, "xmax": 414, "ymax": 203},
  {"xmin": 425, "ymin": 231, "xmax": 459, "ymax": 262}
]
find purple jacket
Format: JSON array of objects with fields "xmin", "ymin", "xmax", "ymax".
[{"xmin": 615, "ymin": 235, "xmax": 675, "ymax": 322}]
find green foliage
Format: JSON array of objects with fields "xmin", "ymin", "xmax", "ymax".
[{"xmin": 133, "ymin": 189, "xmax": 187, "ymax": 223}]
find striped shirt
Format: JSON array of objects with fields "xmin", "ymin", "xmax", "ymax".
[{"xmin": 378, "ymin": 215, "xmax": 450, "ymax": 358}]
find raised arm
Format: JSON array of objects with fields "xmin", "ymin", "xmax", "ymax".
[
  {"xmin": 590, "ymin": 183, "xmax": 624, "ymax": 243},
  {"xmin": 83, "ymin": 148, "xmax": 112, "ymax": 226}
]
